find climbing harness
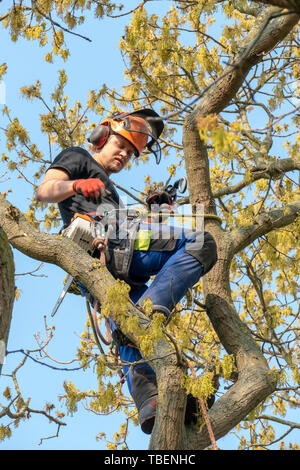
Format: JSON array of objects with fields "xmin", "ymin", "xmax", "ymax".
[{"xmin": 50, "ymin": 175, "xmax": 221, "ymax": 317}]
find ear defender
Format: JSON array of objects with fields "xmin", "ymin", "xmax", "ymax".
[{"xmin": 87, "ymin": 124, "xmax": 110, "ymax": 149}]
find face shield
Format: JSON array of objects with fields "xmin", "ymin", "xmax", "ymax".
[{"xmin": 108, "ymin": 109, "xmax": 164, "ymax": 164}]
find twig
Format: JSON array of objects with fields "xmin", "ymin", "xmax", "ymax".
[
  {"xmin": 31, "ymin": 0, "xmax": 92, "ymax": 42},
  {"xmin": 39, "ymin": 424, "xmax": 63, "ymax": 445},
  {"xmin": 111, "ymin": 181, "xmax": 147, "ymax": 205}
]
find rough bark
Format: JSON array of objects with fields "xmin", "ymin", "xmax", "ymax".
[
  {"xmin": 0, "ymin": 226, "xmax": 15, "ymax": 375},
  {"xmin": 148, "ymin": 338, "xmax": 188, "ymax": 450}
]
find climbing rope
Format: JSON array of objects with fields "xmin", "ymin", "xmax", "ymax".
[{"xmin": 188, "ymin": 361, "xmax": 219, "ymax": 450}]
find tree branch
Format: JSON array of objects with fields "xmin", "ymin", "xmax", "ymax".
[
  {"xmin": 214, "ymin": 156, "xmax": 300, "ymax": 198},
  {"xmin": 232, "ymin": 201, "xmax": 300, "ymax": 254},
  {"xmin": 0, "ymin": 226, "xmax": 14, "ymax": 375},
  {"xmin": 183, "ymin": 5, "xmax": 299, "ymax": 212},
  {"xmin": 256, "ymin": 414, "xmax": 300, "ymax": 429}
]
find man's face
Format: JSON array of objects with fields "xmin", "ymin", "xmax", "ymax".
[{"xmin": 94, "ymin": 134, "xmax": 136, "ymax": 175}]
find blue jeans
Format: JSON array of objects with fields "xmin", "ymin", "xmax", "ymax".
[{"xmin": 108, "ymin": 229, "xmax": 204, "ymax": 398}]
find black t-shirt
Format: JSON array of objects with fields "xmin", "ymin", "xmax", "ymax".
[{"xmin": 48, "ymin": 147, "xmax": 123, "ymax": 227}]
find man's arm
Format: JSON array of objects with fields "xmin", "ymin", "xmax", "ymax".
[
  {"xmin": 36, "ymin": 168, "xmax": 75, "ymax": 203},
  {"xmin": 36, "ymin": 168, "xmax": 106, "ymax": 204}
]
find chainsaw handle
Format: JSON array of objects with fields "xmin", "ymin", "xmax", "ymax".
[
  {"xmin": 165, "ymin": 176, "xmax": 187, "ymax": 199},
  {"xmin": 177, "ymin": 176, "xmax": 187, "ymax": 194}
]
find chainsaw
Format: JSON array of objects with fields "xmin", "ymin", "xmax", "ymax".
[{"xmin": 51, "ymin": 213, "xmax": 106, "ymax": 317}]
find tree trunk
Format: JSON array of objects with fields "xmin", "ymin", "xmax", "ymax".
[
  {"xmin": 0, "ymin": 226, "xmax": 15, "ymax": 375},
  {"xmin": 148, "ymin": 338, "xmax": 188, "ymax": 450}
]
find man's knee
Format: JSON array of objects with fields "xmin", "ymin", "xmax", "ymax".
[{"xmin": 185, "ymin": 231, "xmax": 218, "ymax": 275}]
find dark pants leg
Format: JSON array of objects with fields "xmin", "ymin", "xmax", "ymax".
[{"xmin": 109, "ymin": 229, "xmax": 217, "ymax": 432}]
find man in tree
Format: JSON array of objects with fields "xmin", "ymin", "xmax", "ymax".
[{"xmin": 36, "ymin": 109, "xmax": 218, "ymax": 434}]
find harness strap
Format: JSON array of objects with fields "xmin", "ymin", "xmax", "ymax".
[{"xmin": 91, "ymin": 302, "xmax": 112, "ymax": 346}]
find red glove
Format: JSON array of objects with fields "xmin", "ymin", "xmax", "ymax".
[{"xmin": 73, "ymin": 178, "xmax": 106, "ymax": 203}]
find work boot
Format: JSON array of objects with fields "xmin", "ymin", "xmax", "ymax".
[
  {"xmin": 139, "ymin": 395, "xmax": 157, "ymax": 434},
  {"xmin": 139, "ymin": 393, "xmax": 215, "ymax": 434}
]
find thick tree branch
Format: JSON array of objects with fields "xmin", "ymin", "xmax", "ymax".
[
  {"xmin": 256, "ymin": 414, "xmax": 300, "ymax": 429},
  {"xmin": 0, "ymin": 196, "xmax": 141, "ymax": 327},
  {"xmin": 184, "ymin": 293, "xmax": 277, "ymax": 450},
  {"xmin": 0, "ymin": 226, "xmax": 14, "ymax": 375},
  {"xmin": 181, "ymin": 9, "xmax": 299, "ymax": 447},
  {"xmin": 253, "ymin": 0, "xmax": 300, "ymax": 11},
  {"xmin": 231, "ymin": 0, "xmax": 263, "ymax": 16},
  {"xmin": 214, "ymin": 156, "xmax": 300, "ymax": 198},
  {"xmin": 195, "ymin": 7, "xmax": 299, "ymax": 117},
  {"xmin": 231, "ymin": 201, "xmax": 300, "ymax": 254}
]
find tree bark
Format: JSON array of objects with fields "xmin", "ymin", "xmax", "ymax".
[
  {"xmin": 0, "ymin": 226, "xmax": 15, "ymax": 375},
  {"xmin": 148, "ymin": 338, "xmax": 188, "ymax": 450}
]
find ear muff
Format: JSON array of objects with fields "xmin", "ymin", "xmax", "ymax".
[{"xmin": 87, "ymin": 124, "xmax": 110, "ymax": 149}]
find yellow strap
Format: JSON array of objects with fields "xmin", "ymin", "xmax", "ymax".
[{"xmin": 145, "ymin": 212, "xmax": 222, "ymax": 224}]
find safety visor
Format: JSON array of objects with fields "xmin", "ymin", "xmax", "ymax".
[{"xmin": 106, "ymin": 111, "xmax": 163, "ymax": 164}]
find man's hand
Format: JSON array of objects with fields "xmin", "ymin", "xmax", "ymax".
[{"xmin": 73, "ymin": 178, "xmax": 106, "ymax": 203}]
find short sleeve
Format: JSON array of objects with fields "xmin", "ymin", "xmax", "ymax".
[{"xmin": 48, "ymin": 147, "xmax": 89, "ymax": 180}]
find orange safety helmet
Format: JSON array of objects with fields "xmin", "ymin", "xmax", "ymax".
[{"xmin": 88, "ymin": 109, "xmax": 164, "ymax": 164}]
